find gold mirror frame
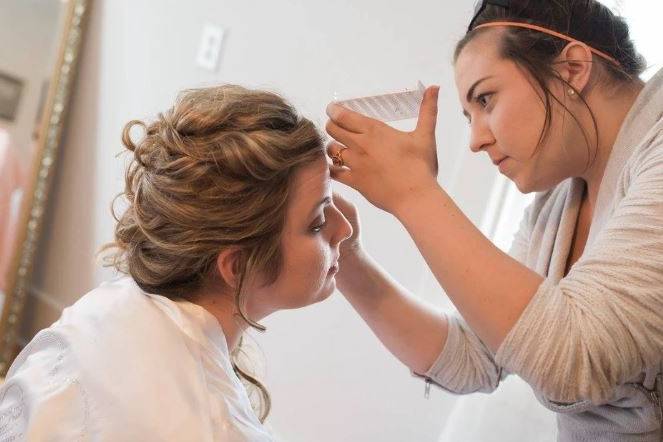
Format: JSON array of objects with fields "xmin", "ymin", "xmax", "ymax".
[{"xmin": 0, "ymin": 0, "xmax": 91, "ymax": 375}]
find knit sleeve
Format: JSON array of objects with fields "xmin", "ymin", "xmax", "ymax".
[
  {"xmin": 495, "ymin": 135, "xmax": 663, "ymax": 405},
  {"xmin": 421, "ymin": 197, "xmax": 535, "ymax": 393}
]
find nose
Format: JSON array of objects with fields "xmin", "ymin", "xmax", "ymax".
[
  {"xmin": 330, "ymin": 206, "xmax": 353, "ymax": 246},
  {"xmin": 468, "ymin": 116, "xmax": 494, "ymax": 153}
]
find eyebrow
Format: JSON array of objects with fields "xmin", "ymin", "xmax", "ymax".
[
  {"xmin": 462, "ymin": 76, "xmax": 495, "ymax": 118},
  {"xmin": 308, "ymin": 196, "xmax": 332, "ymax": 219}
]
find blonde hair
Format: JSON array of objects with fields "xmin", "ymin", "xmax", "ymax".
[{"xmin": 102, "ymin": 84, "xmax": 325, "ymax": 421}]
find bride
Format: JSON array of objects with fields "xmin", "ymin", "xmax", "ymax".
[{"xmin": 0, "ymin": 85, "xmax": 352, "ymax": 441}]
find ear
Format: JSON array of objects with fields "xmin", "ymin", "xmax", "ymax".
[
  {"xmin": 554, "ymin": 42, "xmax": 594, "ymax": 94},
  {"xmin": 216, "ymin": 247, "xmax": 244, "ymax": 289}
]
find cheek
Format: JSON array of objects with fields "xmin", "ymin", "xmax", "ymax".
[
  {"xmin": 494, "ymin": 93, "xmax": 547, "ymax": 161},
  {"xmin": 288, "ymin": 241, "xmax": 327, "ymax": 284},
  {"xmin": 274, "ymin": 236, "xmax": 332, "ymax": 305}
]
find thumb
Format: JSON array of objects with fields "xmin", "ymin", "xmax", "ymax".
[
  {"xmin": 415, "ymin": 86, "xmax": 440, "ymax": 135},
  {"xmin": 332, "ymin": 192, "xmax": 357, "ymax": 220}
]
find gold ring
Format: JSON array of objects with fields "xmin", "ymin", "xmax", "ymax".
[{"xmin": 331, "ymin": 148, "xmax": 346, "ymax": 167}]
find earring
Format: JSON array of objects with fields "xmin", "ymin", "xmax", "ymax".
[{"xmin": 568, "ymin": 88, "xmax": 576, "ymax": 97}]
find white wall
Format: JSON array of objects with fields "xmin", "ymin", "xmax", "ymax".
[
  {"xmin": 21, "ymin": 1, "xmax": 504, "ymax": 441},
  {"xmin": 605, "ymin": 0, "xmax": 663, "ymax": 80}
]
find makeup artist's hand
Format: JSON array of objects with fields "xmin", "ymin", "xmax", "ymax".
[{"xmin": 326, "ymin": 86, "xmax": 441, "ymax": 215}]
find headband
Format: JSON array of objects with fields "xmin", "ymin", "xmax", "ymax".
[{"xmin": 474, "ymin": 21, "xmax": 621, "ymax": 67}]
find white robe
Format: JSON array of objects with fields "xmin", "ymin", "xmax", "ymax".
[{"xmin": 0, "ymin": 277, "xmax": 274, "ymax": 441}]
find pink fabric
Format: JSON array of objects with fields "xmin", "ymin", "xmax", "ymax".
[{"xmin": 0, "ymin": 130, "xmax": 25, "ymax": 293}]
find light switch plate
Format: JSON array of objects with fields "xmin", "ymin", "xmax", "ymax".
[{"xmin": 196, "ymin": 24, "xmax": 224, "ymax": 71}]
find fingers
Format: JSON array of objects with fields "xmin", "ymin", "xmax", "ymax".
[
  {"xmin": 326, "ymin": 102, "xmax": 378, "ymax": 134},
  {"xmin": 325, "ymin": 119, "xmax": 364, "ymax": 152},
  {"xmin": 326, "ymin": 140, "xmax": 344, "ymax": 157},
  {"xmin": 326, "ymin": 140, "xmax": 360, "ymax": 168},
  {"xmin": 415, "ymin": 85, "xmax": 440, "ymax": 134},
  {"xmin": 332, "ymin": 192, "xmax": 356, "ymax": 218},
  {"xmin": 326, "ymin": 141, "xmax": 359, "ymax": 187},
  {"xmin": 330, "ymin": 165, "xmax": 357, "ymax": 188}
]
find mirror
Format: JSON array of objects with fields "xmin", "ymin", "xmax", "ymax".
[{"xmin": 0, "ymin": 0, "xmax": 90, "ymax": 373}]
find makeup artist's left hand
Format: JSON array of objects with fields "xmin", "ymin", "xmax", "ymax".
[{"xmin": 325, "ymin": 86, "xmax": 441, "ymax": 215}]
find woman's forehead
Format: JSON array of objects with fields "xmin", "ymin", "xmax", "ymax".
[
  {"xmin": 457, "ymin": 51, "xmax": 499, "ymax": 79},
  {"xmin": 287, "ymin": 159, "xmax": 330, "ymax": 214},
  {"xmin": 456, "ymin": 31, "xmax": 504, "ymax": 75},
  {"xmin": 455, "ymin": 42, "xmax": 505, "ymax": 96}
]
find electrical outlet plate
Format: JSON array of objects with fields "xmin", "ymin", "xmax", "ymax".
[{"xmin": 196, "ymin": 24, "xmax": 224, "ymax": 71}]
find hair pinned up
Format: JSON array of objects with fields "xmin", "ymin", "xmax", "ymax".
[{"xmin": 101, "ymin": 84, "xmax": 325, "ymax": 421}]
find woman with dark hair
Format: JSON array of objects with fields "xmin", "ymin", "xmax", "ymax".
[{"xmin": 328, "ymin": 1, "xmax": 663, "ymax": 440}]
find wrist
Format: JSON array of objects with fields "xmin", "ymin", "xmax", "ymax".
[
  {"xmin": 338, "ymin": 244, "xmax": 368, "ymax": 271},
  {"xmin": 336, "ymin": 247, "xmax": 372, "ymax": 289},
  {"xmin": 391, "ymin": 182, "xmax": 446, "ymax": 222}
]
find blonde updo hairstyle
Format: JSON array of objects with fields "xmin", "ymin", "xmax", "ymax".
[{"xmin": 102, "ymin": 85, "xmax": 326, "ymax": 421}]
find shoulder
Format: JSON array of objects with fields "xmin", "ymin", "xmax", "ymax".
[
  {"xmin": 6, "ymin": 277, "xmax": 179, "ymax": 377},
  {"xmin": 627, "ymin": 118, "xmax": 663, "ymax": 178},
  {"xmin": 62, "ymin": 276, "xmax": 148, "ymax": 315},
  {"xmin": 5, "ymin": 278, "xmax": 146, "ymax": 378},
  {"xmin": 23, "ymin": 277, "xmax": 193, "ymax": 378},
  {"xmin": 56, "ymin": 277, "xmax": 172, "ymax": 333}
]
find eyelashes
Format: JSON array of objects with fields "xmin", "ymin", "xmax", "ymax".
[
  {"xmin": 476, "ymin": 92, "xmax": 494, "ymax": 108},
  {"xmin": 465, "ymin": 92, "xmax": 496, "ymax": 124},
  {"xmin": 311, "ymin": 218, "xmax": 326, "ymax": 233}
]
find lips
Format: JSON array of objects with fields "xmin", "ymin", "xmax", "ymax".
[
  {"xmin": 329, "ymin": 260, "xmax": 339, "ymax": 275},
  {"xmin": 492, "ymin": 157, "xmax": 507, "ymax": 166}
]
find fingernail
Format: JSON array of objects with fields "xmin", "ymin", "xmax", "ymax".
[{"xmin": 327, "ymin": 103, "xmax": 341, "ymax": 119}]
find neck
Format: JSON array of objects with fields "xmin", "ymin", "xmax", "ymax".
[
  {"xmin": 191, "ymin": 290, "xmax": 248, "ymax": 351},
  {"xmin": 190, "ymin": 286, "xmax": 272, "ymax": 351},
  {"xmin": 579, "ymin": 81, "xmax": 644, "ymax": 212}
]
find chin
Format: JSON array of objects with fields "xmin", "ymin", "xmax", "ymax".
[
  {"xmin": 286, "ymin": 280, "xmax": 336, "ymax": 310},
  {"xmin": 513, "ymin": 179, "xmax": 534, "ymax": 194},
  {"xmin": 512, "ymin": 172, "xmax": 543, "ymax": 194},
  {"xmin": 513, "ymin": 165, "xmax": 570, "ymax": 194},
  {"xmin": 311, "ymin": 280, "xmax": 337, "ymax": 304}
]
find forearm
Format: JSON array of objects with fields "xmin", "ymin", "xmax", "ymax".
[
  {"xmin": 337, "ymin": 249, "xmax": 448, "ymax": 375},
  {"xmin": 393, "ymin": 185, "xmax": 543, "ymax": 352}
]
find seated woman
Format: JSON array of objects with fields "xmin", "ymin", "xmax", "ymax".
[{"xmin": 0, "ymin": 85, "xmax": 352, "ymax": 440}]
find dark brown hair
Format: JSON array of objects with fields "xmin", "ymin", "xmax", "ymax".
[{"xmin": 455, "ymin": 0, "xmax": 646, "ymax": 167}]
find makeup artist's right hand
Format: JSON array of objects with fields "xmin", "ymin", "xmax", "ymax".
[{"xmin": 326, "ymin": 86, "xmax": 440, "ymax": 216}]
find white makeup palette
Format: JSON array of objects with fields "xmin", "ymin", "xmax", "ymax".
[{"xmin": 334, "ymin": 81, "xmax": 426, "ymax": 122}]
